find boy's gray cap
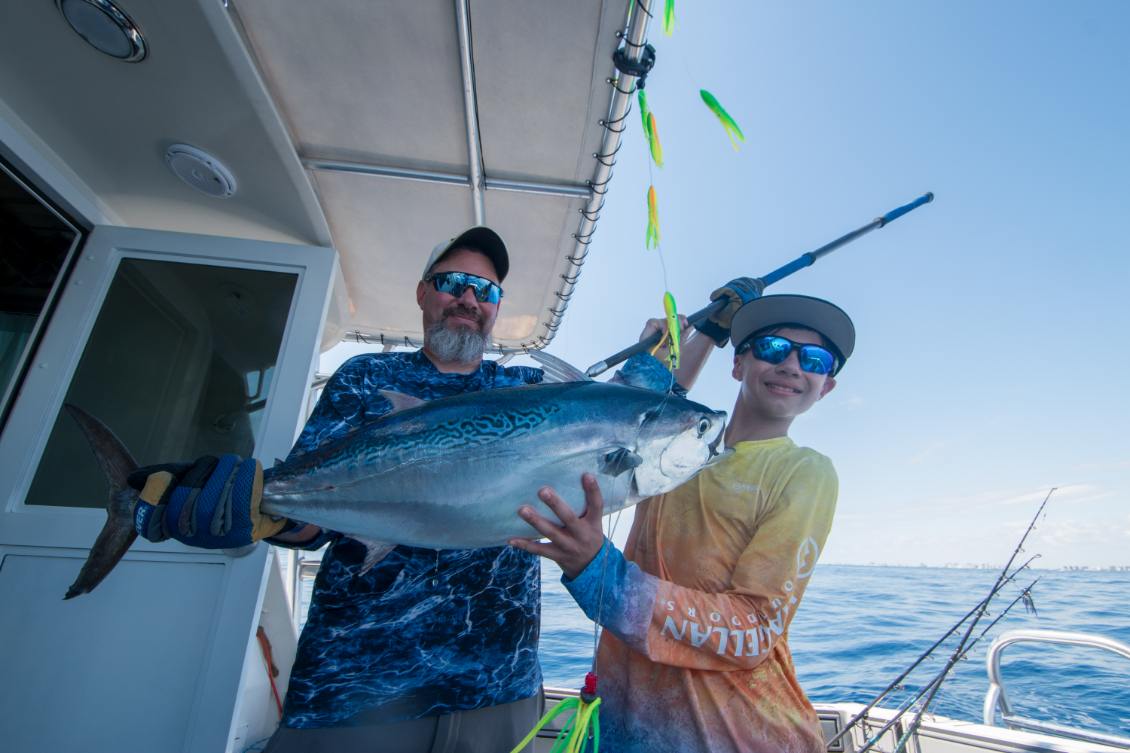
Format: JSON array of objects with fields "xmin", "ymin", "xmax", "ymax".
[
  {"xmin": 422, "ymin": 226, "xmax": 509, "ymax": 282},
  {"xmin": 731, "ymin": 294, "xmax": 855, "ymax": 369}
]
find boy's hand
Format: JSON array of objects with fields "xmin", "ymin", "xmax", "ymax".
[
  {"xmin": 694, "ymin": 277, "xmax": 763, "ymax": 346},
  {"xmin": 510, "ymin": 473, "xmax": 605, "ymax": 579}
]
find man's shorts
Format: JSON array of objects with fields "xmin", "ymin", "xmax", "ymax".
[{"xmin": 263, "ymin": 694, "xmax": 543, "ymax": 753}]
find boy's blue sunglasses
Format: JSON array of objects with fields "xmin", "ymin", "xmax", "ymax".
[
  {"xmin": 738, "ymin": 335, "xmax": 837, "ymax": 375},
  {"xmin": 426, "ymin": 271, "xmax": 503, "ymax": 304}
]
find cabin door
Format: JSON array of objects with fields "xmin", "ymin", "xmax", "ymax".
[{"xmin": 0, "ymin": 225, "xmax": 334, "ymax": 753}]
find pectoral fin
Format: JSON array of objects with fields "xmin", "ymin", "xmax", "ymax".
[
  {"xmin": 599, "ymin": 447, "xmax": 643, "ymax": 477},
  {"xmin": 350, "ymin": 538, "xmax": 397, "ymax": 574}
]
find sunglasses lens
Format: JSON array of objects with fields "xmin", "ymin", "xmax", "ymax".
[
  {"xmin": 479, "ymin": 282, "xmax": 501, "ymax": 304},
  {"xmin": 752, "ymin": 336, "xmax": 792, "ymax": 364},
  {"xmin": 749, "ymin": 336, "xmax": 835, "ymax": 375},
  {"xmin": 431, "ymin": 272, "xmax": 501, "ymax": 303},
  {"xmin": 431, "ymin": 273, "xmax": 459, "ymax": 295},
  {"xmin": 798, "ymin": 346, "xmax": 835, "ymax": 375}
]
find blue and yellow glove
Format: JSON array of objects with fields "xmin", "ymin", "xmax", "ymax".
[
  {"xmin": 128, "ymin": 455, "xmax": 288, "ymax": 548},
  {"xmin": 693, "ymin": 277, "xmax": 763, "ymax": 346}
]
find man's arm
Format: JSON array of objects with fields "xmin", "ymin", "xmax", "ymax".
[{"xmin": 267, "ymin": 522, "xmax": 325, "ymax": 547}]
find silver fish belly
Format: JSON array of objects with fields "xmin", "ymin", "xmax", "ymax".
[{"xmin": 260, "ymin": 381, "xmax": 727, "ymax": 549}]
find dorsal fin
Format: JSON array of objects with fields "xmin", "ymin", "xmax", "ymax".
[
  {"xmin": 377, "ymin": 390, "xmax": 427, "ymax": 413},
  {"xmin": 529, "ymin": 350, "xmax": 591, "ymax": 383}
]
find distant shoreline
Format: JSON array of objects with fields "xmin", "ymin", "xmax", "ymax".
[{"xmin": 820, "ymin": 562, "xmax": 1130, "ymax": 572}]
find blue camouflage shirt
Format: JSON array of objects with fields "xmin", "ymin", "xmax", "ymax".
[{"xmin": 279, "ymin": 349, "xmax": 544, "ymax": 728}]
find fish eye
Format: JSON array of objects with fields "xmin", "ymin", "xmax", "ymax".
[{"xmin": 697, "ymin": 418, "xmax": 710, "ymax": 437}]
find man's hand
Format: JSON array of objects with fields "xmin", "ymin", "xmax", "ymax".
[
  {"xmin": 510, "ymin": 473, "xmax": 606, "ymax": 579},
  {"xmin": 693, "ymin": 277, "xmax": 763, "ymax": 346},
  {"xmin": 129, "ymin": 455, "xmax": 288, "ymax": 548}
]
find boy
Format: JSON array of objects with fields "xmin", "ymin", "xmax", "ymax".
[{"xmin": 512, "ymin": 293, "xmax": 854, "ymax": 753}]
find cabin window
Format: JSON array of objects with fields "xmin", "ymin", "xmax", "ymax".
[
  {"xmin": 0, "ymin": 160, "xmax": 83, "ymax": 428},
  {"xmin": 25, "ymin": 258, "xmax": 297, "ymax": 509}
]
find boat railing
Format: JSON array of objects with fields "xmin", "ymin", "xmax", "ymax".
[
  {"xmin": 293, "ymin": 556, "xmax": 322, "ymax": 626},
  {"xmin": 983, "ymin": 628, "xmax": 1130, "ymax": 749}
]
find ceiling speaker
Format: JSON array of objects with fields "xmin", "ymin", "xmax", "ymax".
[{"xmin": 164, "ymin": 144, "xmax": 237, "ymax": 198}]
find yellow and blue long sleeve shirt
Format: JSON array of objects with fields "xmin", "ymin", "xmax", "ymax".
[{"xmin": 565, "ymin": 437, "xmax": 837, "ymax": 753}]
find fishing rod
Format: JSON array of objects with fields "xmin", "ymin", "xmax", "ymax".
[
  {"xmin": 856, "ymin": 579, "xmax": 1040, "ymax": 753},
  {"xmin": 886, "ymin": 490, "xmax": 1053, "ymax": 752},
  {"xmin": 584, "ymin": 192, "xmax": 934, "ymax": 377},
  {"xmin": 824, "ymin": 553, "xmax": 1040, "ymax": 749}
]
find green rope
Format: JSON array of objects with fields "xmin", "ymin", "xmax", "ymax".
[{"xmin": 508, "ymin": 696, "xmax": 601, "ymax": 753}]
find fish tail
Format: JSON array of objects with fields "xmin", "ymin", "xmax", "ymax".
[{"xmin": 62, "ymin": 404, "xmax": 140, "ymax": 599}]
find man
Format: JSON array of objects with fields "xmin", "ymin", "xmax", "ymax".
[
  {"xmin": 132, "ymin": 227, "xmax": 546, "ymax": 753},
  {"xmin": 511, "ymin": 293, "xmax": 854, "ymax": 753}
]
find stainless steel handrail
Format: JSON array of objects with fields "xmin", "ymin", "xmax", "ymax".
[
  {"xmin": 983, "ymin": 628, "xmax": 1130, "ymax": 748},
  {"xmin": 285, "ymin": 550, "xmax": 325, "ymax": 627}
]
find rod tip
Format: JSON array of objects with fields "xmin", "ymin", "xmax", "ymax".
[{"xmin": 924, "ymin": 192, "xmax": 935, "ymax": 202}]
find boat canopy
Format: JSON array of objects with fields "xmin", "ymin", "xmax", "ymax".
[{"xmin": 0, "ymin": 0, "xmax": 645, "ymax": 350}]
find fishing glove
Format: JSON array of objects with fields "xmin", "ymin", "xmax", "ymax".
[
  {"xmin": 693, "ymin": 277, "xmax": 763, "ymax": 346},
  {"xmin": 128, "ymin": 455, "xmax": 288, "ymax": 548}
]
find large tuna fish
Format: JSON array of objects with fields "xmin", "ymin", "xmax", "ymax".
[{"xmin": 64, "ymin": 379, "xmax": 727, "ymax": 598}]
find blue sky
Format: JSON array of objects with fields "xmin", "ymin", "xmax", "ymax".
[
  {"xmin": 329, "ymin": 2, "xmax": 1130, "ymax": 568},
  {"xmin": 546, "ymin": 1, "xmax": 1130, "ymax": 568}
]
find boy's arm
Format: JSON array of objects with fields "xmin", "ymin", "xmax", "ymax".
[{"xmin": 514, "ymin": 461, "xmax": 836, "ymax": 671}]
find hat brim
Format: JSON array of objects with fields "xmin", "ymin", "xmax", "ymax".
[
  {"xmin": 424, "ymin": 226, "xmax": 510, "ymax": 282},
  {"xmin": 730, "ymin": 294, "xmax": 855, "ymax": 371}
]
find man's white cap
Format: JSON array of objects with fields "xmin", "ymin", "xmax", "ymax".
[{"xmin": 422, "ymin": 226, "xmax": 509, "ymax": 282}]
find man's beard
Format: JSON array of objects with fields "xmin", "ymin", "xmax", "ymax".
[{"xmin": 425, "ymin": 308, "xmax": 488, "ymax": 363}]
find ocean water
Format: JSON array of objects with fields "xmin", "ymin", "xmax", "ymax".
[{"xmin": 539, "ymin": 563, "xmax": 1130, "ymax": 735}]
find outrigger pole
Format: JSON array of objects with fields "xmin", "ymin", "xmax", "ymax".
[{"xmin": 584, "ymin": 192, "xmax": 935, "ymax": 377}]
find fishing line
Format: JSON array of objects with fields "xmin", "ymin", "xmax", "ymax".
[
  {"xmin": 589, "ymin": 363, "xmax": 678, "ymax": 674},
  {"xmin": 589, "ymin": 31, "xmax": 679, "ymax": 654}
]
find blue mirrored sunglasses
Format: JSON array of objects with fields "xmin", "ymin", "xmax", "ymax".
[
  {"xmin": 426, "ymin": 270, "xmax": 503, "ymax": 304},
  {"xmin": 738, "ymin": 335, "xmax": 837, "ymax": 375}
]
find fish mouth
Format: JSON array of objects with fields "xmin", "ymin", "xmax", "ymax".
[
  {"xmin": 704, "ymin": 416, "xmax": 731, "ymax": 466},
  {"xmin": 708, "ymin": 419, "xmax": 725, "ymax": 457}
]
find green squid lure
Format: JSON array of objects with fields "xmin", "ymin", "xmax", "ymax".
[
  {"xmin": 663, "ymin": 0, "xmax": 675, "ymax": 35},
  {"xmin": 637, "ymin": 90, "xmax": 663, "ymax": 167},
  {"xmin": 638, "ymin": 89, "xmax": 651, "ymax": 140},
  {"xmin": 663, "ymin": 291, "xmax": 681, "ymax": 369},
  {"xmin": 646, "ymin": 185, "xmax": 660, "ymax": 249},
  {"xmin": 700, "ymin": 89, "xmax": 745, "ymax": 151},
  {"xmin": 647, "ymin": 112, "xmax": 664, "ymax": 167}
]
